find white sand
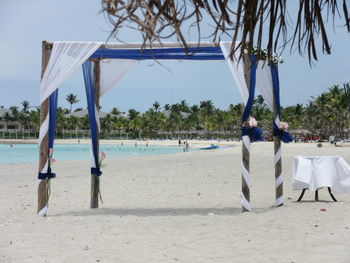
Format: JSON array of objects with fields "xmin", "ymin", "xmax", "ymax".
[{"xmin": 1, "ymin": 142, "xmax": 350, "ymax": 262}]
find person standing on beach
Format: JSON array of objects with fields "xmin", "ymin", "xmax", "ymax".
[
  {"xmin": 178, "ymin": 139, "xmax": 181, "ymax": 146},
  {"xmin": 185, "ymin": 141, "xmax": 189, "ymax": 152}
]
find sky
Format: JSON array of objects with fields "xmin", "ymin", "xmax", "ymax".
[{"xmin": 0, "ymin": 0, "xmax": 349, "ymax": 112}]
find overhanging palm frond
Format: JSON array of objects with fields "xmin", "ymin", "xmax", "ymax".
[{"xmin": 101, "ymin": 0, "xmax": 349, "ymax": 63}]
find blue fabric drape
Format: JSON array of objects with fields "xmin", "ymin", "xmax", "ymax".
[
  {"xmin": 38, "ymin": 169, "xmax": 56, "ymax": 180},
  {"xmin": 270, "ymin": 63, "xmax": 293, "ymax": 143},
  {"xmin": 90, "ymin": 47, "xmax": 225, "ymax": 60},
  {"xmin": 82, "ymin": 61, "xmax": 102, "ymax": 176},
  {"xmin": 241, "ymin": 55, "xmax": 264, "ymax": 142},
  {"xmin": 37, "ymin": 89, "xmax": 58, "ymax": 180},
  {"xmin": 48, "ymin": 89, "xmax": 58, "ymax": 149}
]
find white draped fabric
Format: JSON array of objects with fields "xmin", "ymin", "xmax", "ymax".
[
  {"xmin": 219, "ymin": 42, "xmax": 248, "ymax": 105},
  {"xmin": 219, "ymin": 42, "xmax": 274, "ymax": 110},
  {"xmin": 100, "ymin": 59, "xmax": 137, "ymax": 97},
  {"xmin": 255, "ymin": 62, "xmax": 274, "ymax": 111},
  {"xmin": 40, "ymin": 41, "xmax": 273, "ymax": 107},
  {"xmin": 40, "ymin": 42, "xmax": 102, "ymax": 104}
]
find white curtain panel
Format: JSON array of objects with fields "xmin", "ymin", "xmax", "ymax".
[
  {"xmin": 40, "ymin": 41, "xmax": 102, "ymax": 104},
  {"xmin": 219, "ymin": 42, "xmax": 248, "ymax": 105},
  {"xmin": 220, "ymin": 42, "xmax": 275, "ymax": 110},
  {"xmin": 100, "ymin": 59, "xmax": 137, "ymax": 97},
  {"xmin": 255, "ymin": 61, "xmax": 274, "ymax": 111}
]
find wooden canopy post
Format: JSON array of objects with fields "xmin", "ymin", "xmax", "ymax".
[
  {"xmin": 241, "ymin": 55, "xmax": 251, "ymax": 212},
  {"xmin": 37, "ymin": 41, "xmax": 51, "ymax": 216},
  {"xmin": 273, "ymin": 88, "xmax": 283, "ymax": 207},
  {"xmin": 90, "ymin": 59, "xmax": 101, "ymax": 208}
]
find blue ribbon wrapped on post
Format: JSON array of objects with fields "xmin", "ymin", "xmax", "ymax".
[
  {"xmin": 37, "ymin": 90, "xmax": 59, "ymax": 181},
  {"xmin": 38, "ymin": 167, "xmax": 56, "ymax": 180},
  {"xmin": 270, "ymin": 63, "xmax": 293, "ymax": 143},
  {"xmin": 91, "ymin": 168, "xmax": 103, "ymax": 176},
  {"xmin": 240, "ymin": 55, "xmax": 264, "ymax": 143},
  {"xmin": 273, "ymin": 127, "xmax": 293, "ymax": 143},
  {"xmin": 242, "ymin": 126, "xmax": 264, "ymax": 142},
  {"xmin": 83, "ymin": 61, "xmax": 103, "ymax": 178}
]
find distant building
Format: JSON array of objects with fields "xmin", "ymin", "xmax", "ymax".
[
  {"xmin": 163, "ymin": 110, "xmax": 190, "ymax": 118},
  {"xmin": 0, "ymin": 106, "xmax": 22, "ymax": 132},
  {"xmin": 63, "ymin": 109, "xmax": 119, "ymax": 119}
]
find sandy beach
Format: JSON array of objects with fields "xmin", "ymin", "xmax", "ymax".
[{"xmin": 1, "ymin": 142, "xmax": 350, "ymax": 262}]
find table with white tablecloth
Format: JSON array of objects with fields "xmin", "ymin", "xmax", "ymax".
[{"xmin": 292, "ymin": 156, "xmax": 350, "ymax": 201}]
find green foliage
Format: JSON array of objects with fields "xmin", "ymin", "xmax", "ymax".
[
  {"xmin": 6, "ymin": 84, "xmax": 350, "ymax": 139},
  {"xmin": 65, "ymin": 93, "xmax": 79, "ymax": 113}
]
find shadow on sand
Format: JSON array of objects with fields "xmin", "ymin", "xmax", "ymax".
[
  {"xmin": 50, "ymin": 206, "xmax": 273, "ymax": 218},
  {"xmin": 292, "ymin": 199, "xmax": 337, "ymax": 204}
]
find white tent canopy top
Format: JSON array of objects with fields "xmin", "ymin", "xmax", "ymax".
[{"xmin": 40, "ymin": 41, "xmax": 274, "ymax": 110}]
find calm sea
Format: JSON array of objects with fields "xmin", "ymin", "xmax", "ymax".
[{"xmin": 0, "ymin": 143, "xmax": 185, "ymax": 165}]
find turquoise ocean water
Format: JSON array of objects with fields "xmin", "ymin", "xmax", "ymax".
[{"xmin": 0, "ymin": 143, "xmax": 185, "ymax": 165}]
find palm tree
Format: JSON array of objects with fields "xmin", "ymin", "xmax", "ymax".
[
  {"xmin": 179, "ymin": 100, "xmax": 190, "ymax": 112},
  {"xmin": 27, "ymin": 108, "xmax": 40, "ymax": 135},
  {"xmin": 227, "ymin": 103, "xmax": 243, "ymax": 132},
  {"xmin": 129, "ymin": 117, "xmax": 142, "ymax": 138},
  {"xmin": 328, "ymin": 85, "xmax": 349, "ymax": 138},
  {"xmin": 169, "ymin": 103, "xmax": 183, "ymax": 132},
  {"xmin": 199, "ymin": 100, "xmax": 215, "ymax": 132},
  {"xmin": 343, "ymin": 83, "xmax": 350, "ymax": 136},
  {"xmin": 103, "ymin": 1, "xmax": 349, "ymax": 63},
  {"xmin": 55, "ymin": 107, "xmax": 67, "ymax": 136},
  {"xmin": 128, "ymin": 109, "xmax": 140, "ymax": 120},
  {"xmin": 141, "ymin": 111, "xmax": 154, "ymax": 134},
  {"xmin": 152, "ymin": 101, "xmax": 161, "ymax": 112},
  {"xmin": 251, "ymin": 95, "xmax": 270, "ymax": 129},
  {"xmin": 281, "ymin": 104, "xmax": 304, "ymax": 130},
  {"xmin": 67, "ymin": 115, "xmax": 80, "ymax": 137},
  {"xmin": 213, "ymin": 109, "xmax": 228, "ymax": 132},
  {"xmin": 9, "ymin": 106, "xmax": 19, "ymax": 119},
  {"xmin": 8, "ymin": 106, "xmax": 21, "ymax": 132},
  {"xmin": 111, "ymin": 107, "xmax": 123, "ymax": 116},
  {"xmin": 21, "ymin": 100, "xmax": 30, "ymax": 113},
  {"xmin": 189, "ymin": 105, "xmax": 200, "ymax": 130},
  {"xmin": 113, "ymin": 117, "xmax": 126, "ymax": 134},
  {"xmin": 101, "ymin": 114, "xmax": 114, "ymax": 135},
  {"xmin": 66, "ymin": 94, "xmax": 79, "ymax": 113},
  {"xmin": 163, "ymin": 104, "xmax": 170, "ymax": 111}
]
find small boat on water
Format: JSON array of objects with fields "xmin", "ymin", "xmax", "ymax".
[
  {"xmin": 199, "ymin": 144, "xmax": 234, "ymax": 150},
  {"xmin": 200, "ymin": 144, "xmax": 219, "ymax": 150}
]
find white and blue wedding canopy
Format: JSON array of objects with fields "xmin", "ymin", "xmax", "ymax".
[{"xmin": 37, "ymin": 41, "xmax": 287, "ymax": 216}]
